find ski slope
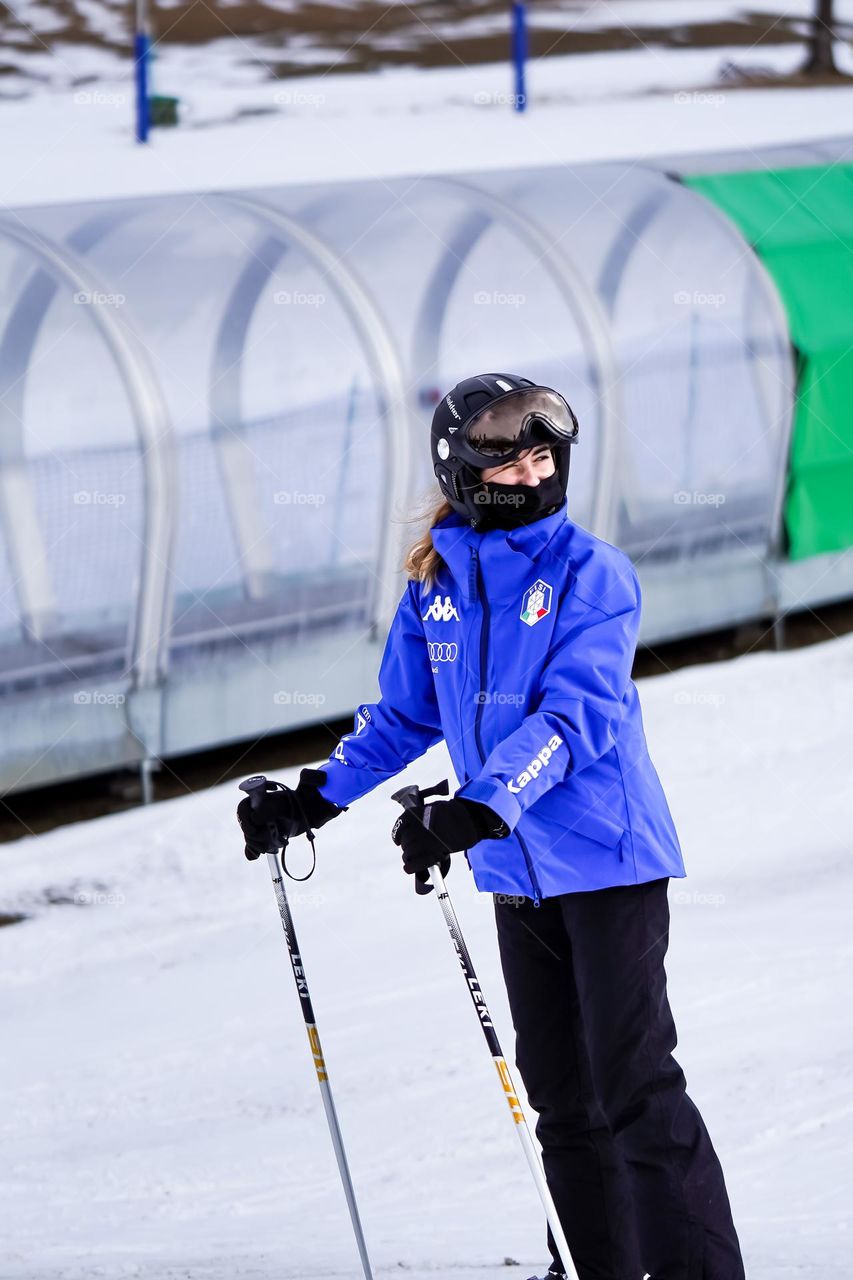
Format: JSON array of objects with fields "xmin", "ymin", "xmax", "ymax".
[{"xmin": 1, "ymin": 625, "xmax": 852, "ymax": 1278}]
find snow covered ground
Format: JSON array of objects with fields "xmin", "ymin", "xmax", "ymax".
[
  {"xmin": 2, "ymin": 4, "xmax": 853, "ymax": 1273},
  {"xmin": 3, "ymin": 34, "xmax": 853, "ymax": 210},
  {"xmin": 3, "ymin": 0, "xmax": 853, "ymax": 97},
  {"xmin": 2, "ymin": 627, "xmax": 852, "ymax": 1278}
]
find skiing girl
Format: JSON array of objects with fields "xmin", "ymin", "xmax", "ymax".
[{"xmin": 237, "ymin": 373, "xmax": 745, "ymax": 1280}]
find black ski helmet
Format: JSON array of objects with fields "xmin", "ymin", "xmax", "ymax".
[{"xmin": 430, "ymin": 372, "xmax": 579, "ymax": 528}]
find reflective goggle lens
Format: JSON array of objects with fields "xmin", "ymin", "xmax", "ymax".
[{"xmin": 464, "ymin": 388, "xmax": 578, "ymax": 459}]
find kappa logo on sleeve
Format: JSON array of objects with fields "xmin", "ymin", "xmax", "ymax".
[
  {"xmin": 333, "ymin": 705, "xmax": 371, "ymax": 762},
  {"xmin": 506, "ymin": 733, "xmax": 565, "ymax": 793},
  {"xmin": 520, "ymin": 578, "xmax": 553, "ymax": 627},
  {"xmin": 422, "ymin": 594, "xmax": 461, "ymax": 622}
]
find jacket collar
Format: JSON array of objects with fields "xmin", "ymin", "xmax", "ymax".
[{"xmin": 429, "ymin": 501, "xmax": 570, "ymax": 601}]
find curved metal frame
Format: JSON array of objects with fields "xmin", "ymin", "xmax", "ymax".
[
  {"xmin": 0, "ymin": 218, "xmax": 177, "ymax": 689},
  {"xmin": 208, "ymin": 229, "xmax": 285, "ymax": 602},
  {"xmin": 669, "ymin": 179, "xmax": 797, "ymax": 569},
  {"xmin": 409, "ymin": 174, "xmax": 624, "ymax": 541},
  {"xmin": 594, "ymin": 181, "xmax": 672, "ymax": 316},
  {"xmin": 0, "ymin": 210, "xmax": 132, "ymax": 644},
  {"xmin": 490, "ymin": 165, "xmax": 670, "ymax": 535},
  {"xmin": 0, "ymin": 260, "xmax": 57, "ymax": 641},
  {"xmin": 571, "ymin": 163, "xmax": 795, "ymax": 555},
  {"xmin": 589, "ymin": 171, "xmax": 676, "ymax": 533},
  {"xmin": 212, "ymin": 193, "xmax": 412, "ymax": 636}
]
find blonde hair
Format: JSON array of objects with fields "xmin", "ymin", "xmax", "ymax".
[{"xmin": 402, "ymin": 491, "xmax": 455, "ymax": 590}]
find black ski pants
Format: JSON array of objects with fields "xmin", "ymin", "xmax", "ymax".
[{"xmin": 494, "ymin": 877, "xmax": 745, "ymax": 1280}]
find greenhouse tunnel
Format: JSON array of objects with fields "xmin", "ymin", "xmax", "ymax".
[{"xmin": 1, "ymin": 141, "xmax": 852, "ymax": 794}]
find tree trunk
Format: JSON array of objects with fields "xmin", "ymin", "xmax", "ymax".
[{"xmin": 802, "ymin": 0, "xmax": 838, "ymax": 74}]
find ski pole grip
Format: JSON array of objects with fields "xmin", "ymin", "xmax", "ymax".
[
  {"xmin": 391, "ymin": 778, "xmax": 450, "ymax": 812},
  {"xmin": 390, "ymin": 779, "xmax": 451, "ymax": 896},
  {"xmin": 239, "ymin": 774, "xmax": 269, "ymax": 810},
  {"xmin": 238, "ymin": 774, "xmax": 287, "ymax": 859}
]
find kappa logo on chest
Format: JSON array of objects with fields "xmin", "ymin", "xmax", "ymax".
[{"xmin": 422, "ymin": 593, "xmax": 461, "ymax": 623}]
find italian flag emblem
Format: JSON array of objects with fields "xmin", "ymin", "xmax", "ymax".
[{"xmin": 520, "ymin": 579, "xmax": 553, "ymax": 627}]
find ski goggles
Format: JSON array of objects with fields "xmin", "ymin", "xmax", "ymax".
[{"xmin": 462, "ymin": 388, "xmax": 579, "ymax": 462}]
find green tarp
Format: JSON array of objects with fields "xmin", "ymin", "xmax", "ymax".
[{"xmin": 684, "ymin": 165, "xmax": 853, "ymax": 561}]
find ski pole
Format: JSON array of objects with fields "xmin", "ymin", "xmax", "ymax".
[
  {"xmin": 391, "ymin": 778, "xmax": 579, "ymax": 1280},
  {"xmin": 239, "ymin": 774, "xmax": 375, "ymax": 1280}
]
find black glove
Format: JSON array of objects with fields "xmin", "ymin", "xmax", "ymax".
[
  {"xmin": 236, "ymin": 768, "xmax": 345, "ymax": 860},
  {"xmin": 391, "ymin": 796, "xmax": 509, "ymax": 882}
]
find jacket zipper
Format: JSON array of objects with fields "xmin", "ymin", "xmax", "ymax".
[{"xmin": 471, "ymin": 547, "xmax": 542, "ymax": 906}]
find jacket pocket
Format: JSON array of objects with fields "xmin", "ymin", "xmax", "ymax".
[
  {"xmin": 563, "ymin": 804, "xmax": 626, "ymax": 849},
  {"xmin": 535, "ymin": 789, "xmax": 627, "ymax": 849}
]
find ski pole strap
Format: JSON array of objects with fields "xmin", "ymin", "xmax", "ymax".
[
  {"xmin": 278, "ymin": 834, "xmax": 317, "ymax": 883},
  {"xmin": 272, "ymin": 783, "xmax": 315, "ymax": 885},
  {"xmin": 239, "ymin": 774, "xmax": 317, "ymax": 881}
]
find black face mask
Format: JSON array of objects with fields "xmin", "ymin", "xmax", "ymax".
[{"xmin": 472, "ymin": 470, "xmax": 565, "ymax": 531}]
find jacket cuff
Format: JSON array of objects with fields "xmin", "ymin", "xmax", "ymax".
[
  {"xmin": 455, "ymin": 779, "xmax": 522, "ymax": 832},
  {"xmin": 316, "ymin": 759, "xmax": 377, "ymax": 809},
  {"xmin": 315, "ymin": 757, "xmax": 358, "ymax": 808}
]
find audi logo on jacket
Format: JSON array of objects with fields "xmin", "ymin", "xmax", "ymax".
[{"xmin": 318, "ymin": 500, "xmax": 686, "ymax": 902}]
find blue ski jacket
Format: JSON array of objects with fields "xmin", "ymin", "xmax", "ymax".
[{"xmin": 318, "ymin": 500, "xmax": 686, "ymax": 900}]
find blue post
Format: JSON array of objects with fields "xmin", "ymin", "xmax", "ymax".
[
  {"xmin": 512, "ymin": 1, "xmax": 527, "ymax": 112},
  {"xmin": 134, "ymin": 28, "xmax": 151, "ymax": 143}
]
